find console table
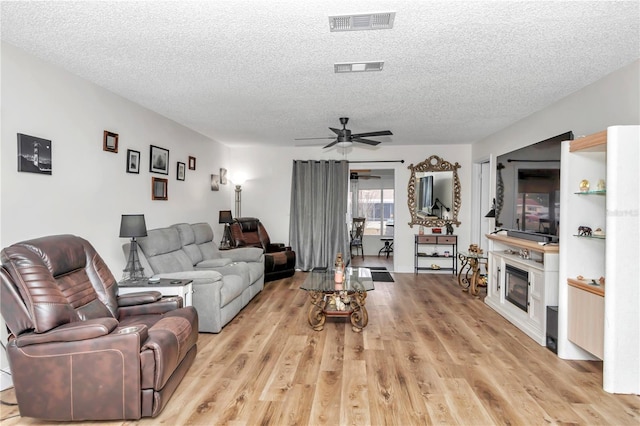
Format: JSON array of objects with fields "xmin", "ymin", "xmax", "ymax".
[{"xmin": 414, "ymin": 235, "xmax": 457, "ymax": 274}]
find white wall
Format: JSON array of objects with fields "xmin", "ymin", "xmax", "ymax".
[
  {"xmin": 472, "ymin": 59, "xmax": 640, "ymax": 162},
  {"xmin": 227, "ymin": 143, "xmax": 473, "ymax": 274},
  {"xmin": 0, "ymin": 43, "xmax": 237, "ymax": 371}
]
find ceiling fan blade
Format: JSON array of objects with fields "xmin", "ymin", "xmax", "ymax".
[
  {"xmin": 294, "ymin": 136, "xmax": 335, "ymax": 140},
  {"xmin": 358, "ymin": 175, "xmax": 381, "ymax": 179},
  {"xmin": 352, "ymin": 137, "xmax": 381, "ymax": 146},
  {"xmin": 352, "ymin": 130, "xmax": 393, "ymax": 138},
  {"xmin": 329, "ymin": 127, "xmax": 342, "ymax": 135},
  {"xmin": 323, "ymin": 139, "xmax": 339, "ymax": 149}
]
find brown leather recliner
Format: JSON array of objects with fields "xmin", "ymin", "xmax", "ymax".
[
  {"xmin": 0, "ymin": 234, "xmax": 198, "ymax": 421},
  {"xmin": 229, "ymin": 217, "xmax": 296, "ymax": 282}
]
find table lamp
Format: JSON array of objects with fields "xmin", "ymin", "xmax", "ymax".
[
  {"xmin": 119, "ymin": 214, "xmax": 148, "ymax": 282},
  {"xmin": 219, "ymin": 210, "xmax": 233, "ymax": 249}
]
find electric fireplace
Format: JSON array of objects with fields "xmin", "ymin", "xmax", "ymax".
[{"xmin": 505, "ymin": 264, "xmax": 529, "ymax": 312}]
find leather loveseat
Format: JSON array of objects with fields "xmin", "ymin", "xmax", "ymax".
[
  {"xmin": 229, "ymin": 217, "xmax": 296, "ymax": 282},
  {"xmin": 0, "ymin": 234, "xmax": 198, "ymax": 421},
  {"xmin": 128, "ymin": 222, "xmax": 264, "ymax": 333}
]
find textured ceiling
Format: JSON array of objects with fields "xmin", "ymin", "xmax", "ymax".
[{"xmin": 1, "ymin": 1, "xmax": 639, "ymax": 148}]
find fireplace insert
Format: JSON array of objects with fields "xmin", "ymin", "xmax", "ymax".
[{"xmin": 505, "ymin": 264, "xmax": 528, "ymax": 312}]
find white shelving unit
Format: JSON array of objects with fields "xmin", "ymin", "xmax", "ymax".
[{"xmin": 558, "ymin": 125, "xmax": 640, "ymax": 395}]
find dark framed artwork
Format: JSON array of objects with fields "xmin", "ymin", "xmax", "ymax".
[
  {"xmin": 211, "ymin": 174, "xmax": 220, "ymax": 191},
  {"xmin": 17, "ymin": 133, "xmax": 52, "ymax": 175},
  {"xmin": 126, "ymin": 149, "xmax": 140, "ymax": 174},
  {"xmin": 177, "ymin": 162, "xmax": 186, "ymax": 181},
  {"xmin": 188, "ymin": 156, "xmax": 196, "ymax": 170},
  {"xmin": 220, "ymin": 168, "xmax": 228, "ymax": 184},
  {"xmin": 152, "ymin": 177, "xmax": 168, "ymax": 200},
  {"xmin": 103, "ymin": 130, "xmax": 119, "ymax": 153},
  {"xmin": 150, "ymin": 145, "xmax": 169, "ymax": 175}
]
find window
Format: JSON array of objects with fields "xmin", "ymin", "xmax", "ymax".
[{"xmin": 349, "ymin": 170, "xmax": 394, "ymax": 236}]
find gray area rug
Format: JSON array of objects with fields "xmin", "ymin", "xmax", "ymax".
[{"xmin": 365, "ymin": 267, "xmax": 395, "ymax": 282}]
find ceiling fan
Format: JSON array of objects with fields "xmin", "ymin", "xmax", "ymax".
[
  {"xmin": 295, "ymin": 117, "xmax": 393, "ymax": 148},
  {"xmin": 350, "ymin": 169, "xmax": 381, "ymax": 180}
]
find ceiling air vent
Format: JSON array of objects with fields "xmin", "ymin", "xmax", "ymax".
[
  {"xmin": 329, "ymin": 12, "xmax": 395, "ymax": 32},
  {"xmin": 334, "ymin": 61, "xmax": 384, "ymax": 73}
]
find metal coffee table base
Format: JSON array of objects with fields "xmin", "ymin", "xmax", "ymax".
[{"xmin": 307, "ymin": 290, "xmax": 369, "ymax": 332}]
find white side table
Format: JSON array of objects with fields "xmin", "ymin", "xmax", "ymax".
[{"xmin": 118, "ymin": 279, "xmax": 193, "ymax": 307}]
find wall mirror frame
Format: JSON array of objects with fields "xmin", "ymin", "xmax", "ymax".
[{"xmin": 407, "ymin": 155, "xmax": 461, "ymax": 228}]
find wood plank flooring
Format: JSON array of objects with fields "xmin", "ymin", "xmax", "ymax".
[{"xmin": 1, "ymin": 269, "xmax": 639, "ymax": 425}]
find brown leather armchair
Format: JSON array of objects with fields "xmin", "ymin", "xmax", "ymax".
[
  {"xmin": 0, "ymin": 234, "xmax": 198, "ymax": 421},
  {"xmin": 229, "ymin": 217, "xmax": 296, "ymax": 281}
]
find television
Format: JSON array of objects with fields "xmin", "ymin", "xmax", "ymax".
[
  {"xmin": 495, "ymin": 131, "xmax": 574, "ymax": 243},
  {"xmin": 418, "ymin": 175, "xmax": 433, "ymax": 215}
]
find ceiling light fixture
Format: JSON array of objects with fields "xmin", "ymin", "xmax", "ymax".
[
  {"xmin": 334, "ymin": 61, "xmax": 384, "ymax": 73},
  {"xmin": 329, "ymin": 12, "xmax": 395, "ymax": 31}
]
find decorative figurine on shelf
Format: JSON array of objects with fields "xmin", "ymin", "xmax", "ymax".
[
  {"xmin": 597, "ymin": 179, "xmax": 606, "ymax": 191},
  {"xmin": 579, "ymin": 179, "xmax": 590, "ymax": 192},
  {"xmin": 599, "ymin": 276, "xmax": 605, "ymax": 285},
  {"xmin": 446, "ymin": 222, "xmax": 454, "ymax": 235},
  {"xmin": 578, "ymin": 226, "xmax": 592, "ymax": 236},
  {"xmin": 593, "ymin": 227, "xmax": 605, "ymax": 236},
  {"xmin": 419, "ymin": 225, "xmax": 424, "ymax": 235}
]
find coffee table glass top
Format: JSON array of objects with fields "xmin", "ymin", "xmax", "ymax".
[{"xmin": 301, "ymin": 267, "xmax": 374, "ymax": 292}]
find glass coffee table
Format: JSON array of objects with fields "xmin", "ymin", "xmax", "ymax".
[{"xmin": 301, "ymin": 267, "xmax": 374, "ymax": 332}]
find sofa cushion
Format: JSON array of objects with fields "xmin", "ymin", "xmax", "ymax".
[
  {"xmin": 172, "ymin": 224, "xmax": 203, "ymax": 266},
  {"xmin": 196, "ymin": 258, "xmax": 232, "ymax": 269},
  {"xmin": 139, "ymin": 228, "xmax": 182, "ymax": 257}
]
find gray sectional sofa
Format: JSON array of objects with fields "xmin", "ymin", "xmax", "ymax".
[{"xmin": 125, "ymin": 222, "xmax": 264, "ymax": 333}]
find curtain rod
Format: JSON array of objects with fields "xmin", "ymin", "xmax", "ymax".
[
  {"xmin": 507, "ymin": 159, "xmax": 560, "ymax": 163},
  {"xmin": 295, "ymin": 160, "xmax": 404, "ymax": 164},
  {"xmin": 349, "ymin": 160, "xmax": 404, "ymax": 164}
]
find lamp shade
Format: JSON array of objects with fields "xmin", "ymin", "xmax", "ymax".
[
  {"xmin": 219, "ymin": 210, "xmax": 233, "ymax": 224},
  {"xmin": 119, "ymin": 214, "xmax": 147, "ymax": 238}
]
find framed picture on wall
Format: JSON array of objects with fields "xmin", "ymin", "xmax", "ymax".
[
  {"xmin": 149, "ymin": 145, "xmax": 169, "ymax": 175},
  {"xmin": 220, "ymin": 168, "xmax": 228, "ymax": 184},
  {"xmin": 188, "ymin": 156, "xmax": 196, "ymax": 170},
  {"xmin": 152, "ymin": 177, "xmax": 168, "ymax": 200},
  {"xmin": 17, "ymin": 133, "xmax": 52, "ymax": 175},
  {"xmin": 177, "ymin": 162, "xmax": 186, "ymax": 181},
  {"xmin": 103, "ymin": 131, "xmax": 119, "ymax": 153},
  {"xmin": 126, "ymin": 149, "xmax": 140, "ymax": 174},
  {"xmin": 211, "ymin": 174, "xmax": 220, "ymax": 191}
]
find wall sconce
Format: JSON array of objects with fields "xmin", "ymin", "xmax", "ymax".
[
  {"xmin": 119, "ymin": 214, "xmax": 148, "ymax": 282},
  {"xmin": 485, "ymin": 198, "xmax": 497, "ymax": 218},
  {"xmin": 218, "ymin": 210, "xmax": 233, "ymax": 249},
  {"xmin": 431, "ymin": 198, "xmax": 450, "ymax": 219}
]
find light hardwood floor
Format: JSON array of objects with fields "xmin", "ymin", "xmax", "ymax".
[{"xmin": 1, "ymin": 269, "xmax": 638, "ymax": 425}]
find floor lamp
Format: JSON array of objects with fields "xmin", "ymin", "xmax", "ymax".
[
  {"xmin": 235, "ymin": 185, "xmax": 242, "ymax": 218},
  {"xmin": 219, "ymin": 210, "xmax": 233, "ymax": 249},
  {"xmin": 119, "ymin": 214, "xmax": 148, "ymax": 282}
]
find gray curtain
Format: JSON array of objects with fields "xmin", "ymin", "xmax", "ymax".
[{"xmin": 289, "ymin": 160, "xmax": 350, "ymax": 271}]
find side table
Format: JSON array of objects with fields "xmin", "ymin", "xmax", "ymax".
[{"xmin": 118, "ymin": 279, "xmax": 194, "ymax": 306}]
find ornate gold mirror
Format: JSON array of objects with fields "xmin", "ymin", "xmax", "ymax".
[{"xmin": 407, "ymin": 155, "xmax": 461, "ymax": 228}]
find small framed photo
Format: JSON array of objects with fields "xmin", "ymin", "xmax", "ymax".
[
  {"xmin": 103, "ymin": 130, "xmax": 118, "ymax": 153},
  {"xmin": 126, "ymin": 149, "xmax": 140, "ymax": 174},
  {"xmin": 150, "ymin": 145, "xmax": 169, "ymax": 175},
  {"xmin": 220, "ymin": 168, "xmax": 228, "ymax": 184},
  {"xmin": 211, "ymin": 174, "xmax": 220, "ymax": 191},
  {"xmin": 17, "ymin": 133, "xmax": 52, "ymax": 175},
  {"xmin": 188, "ymin": 156, "xmax": 196, "ymax": 170},
  {"xmin": 177, "ymin": 162, "xmax": 186, "ymax": 181},
  {"xmin": 152, "ymin": 177, "xmax": 168, "ymax": 200}
]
